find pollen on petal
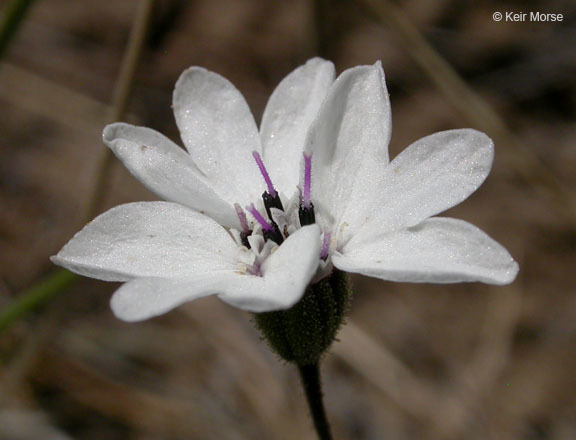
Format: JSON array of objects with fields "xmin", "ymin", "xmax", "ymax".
[{"xmin": 252, "ymin": 151, "xmax": 277, "ymax": 197}]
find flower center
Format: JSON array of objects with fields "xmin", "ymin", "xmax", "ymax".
[
  {"xmin": 232, "ymin": 151, "xmax": 331, "ymax": 274},
  {"xmin": 246, "ymin": 203, "xmax": 284, "ymax": 244},
  {"xmin": 242, "ymin": 151, "xmax": 318, "ymax": 245}
]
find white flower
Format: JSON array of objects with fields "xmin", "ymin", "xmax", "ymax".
[{"xmin": 52, "ymin": 58, "xmax": 518, "ymax": 322}]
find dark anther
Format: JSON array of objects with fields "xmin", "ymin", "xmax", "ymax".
[
  {"xmin": 240, "ymin": 231, "xmax": 252, "ymax": 249},
  {"xmin": 262, "ymin": 191, "xmax": 284, "ymax": 220},
  {"xmin": 299, "ymin": 203, "xmax": 316, "ymax": 226},
  {"xmin": 263, "ymin": 223, "xmax": 284, "ymax": 245}
]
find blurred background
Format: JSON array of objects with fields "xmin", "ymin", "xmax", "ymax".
[{"xmin": 0, "ymin": 0, "xmax": 575, "ymax": 438}]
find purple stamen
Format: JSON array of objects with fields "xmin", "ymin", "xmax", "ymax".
[
  {"xmin": 302, "ymin": 153, "xmax": 312, "ymax": 209},
  {"xmin": 320, "ymin": 231, "xmax": 332, "ymax": 261},
  {"xmin": 246, "ymin": 203, "xmax": 274, "ymax": 232},
  {"xmin": 234, "ymin": 203, "xmax": 251, "ymax": 234},
  {"xmin": 252, "ymin": 151, "xmax": 277, "ymax": 197}
]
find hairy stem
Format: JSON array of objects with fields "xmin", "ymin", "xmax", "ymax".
[{"xmin": 298, "ymin": 362, "xmax": 333, "ymax": 440}]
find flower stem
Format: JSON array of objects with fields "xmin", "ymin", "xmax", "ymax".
[{"xmin": 298, "ymin": 362, "xmax": 333, "ymax": 440}]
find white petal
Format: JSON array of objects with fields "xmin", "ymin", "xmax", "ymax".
[
  {"xmin": 110, "ymin": 276, "xmax": 226, "ymax": 322},
  {"xmin": 173, "ymin": 67, "xmax": 262, "ymax": 203},
  {"xmin": 103, "ymin": 123, "xmax": 238, "ymax": 228},
  {"xmin": 110, "ymin": 224, "xmax": 322, "ymax": 321},
  {"xmin": 304, "ymin": 62, "xmax": 391, "ymax": 230},
  {"xmin": 51, "ymin": 202, "xmax": 237, "ymax": 281},
  {"xmin": 354, "ymin": 129, "xmax": 494, "ymax": 239},
  {"xmin": 333, "ymin": 217, "xmax": 518, "ymax": 285},
  {"xmin": 219, "ymin": 224, "xmax": 322, "ymax": 312},
  {"xmin": 260, "ymin": 58, "xmax": 335, "ymax": 194}
]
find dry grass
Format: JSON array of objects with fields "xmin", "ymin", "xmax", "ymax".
[{"xmin": 1, "ymin": 0, "xmax": 575, "ymax": 438}]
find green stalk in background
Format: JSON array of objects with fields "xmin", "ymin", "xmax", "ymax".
[
  {"xmin": 0, "ymin": 0, "xmax": 36, "ymax": 60},
  {"xmin": 0, "ymin": 0, "xmax": 155, "ymax": 334},
  {"xmin": 0, "ymin": 271, "xmax": 77, "ymax": 332}
]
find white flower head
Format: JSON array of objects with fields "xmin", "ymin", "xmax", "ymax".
[{"xmin": 52, "ymin": 58, "xmax": 519, "ymax": 322}]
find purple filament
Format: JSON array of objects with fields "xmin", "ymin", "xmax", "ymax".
[
  {"xmin": 234, "ymin": 203, "xmax": 251, "ymax": 234},
  {"xmin": 320, "ymin": 231, "xmax": 332, "ymax": 260},
  {"xmin": 246, "ymin": 204, "xmax": 274, "ymax": 232},
  {"xmin": 302, "ymin": 153, "xmax": 312, "ymax": 209},
  {"xmin": 252, "ymin": 151, "xmax": 277, "ymax": 197}
]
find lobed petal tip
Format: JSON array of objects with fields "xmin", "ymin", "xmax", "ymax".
[
  {"xmin": 173, "ymin": 66, "xmax": 212, "ymax": 106},
  {"xmin": 110, "ymin": 295, "xmax": 142, "ymax": 322},
  {"xmin": 175, "ymin": 65, "xmax": 208, "ymax": 81},
  {"xmin": 373, "ymin": 60, "xmax": 386, "ymax": 79},
  {"xmin": 50, "ymin": 254, "xmax": 76, "ymax": 270},
  {"xmin": 305, "ymin": 57, "xmax": 331, "ymax": 67},
  {"xmin": 174, "ymin": 66, "xmax": 224, "ymax": 95},
  {"xmin": 102, "ymin": 122, "xmax": 136, "ymax": 147},
  {"xmin": 495, "ymin": 260, "xmax": 520, "ymax": 286},
  {"xmin": 102, "ymin": 123, "xmax": 119, "ymax": 143},
  {"xmin": 458, "ymin": 128, "xmax": 495, "ymax": 158},
  {"xmin": 334, "ymin": 62, "xmax": 387, "ymax": 89}
]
